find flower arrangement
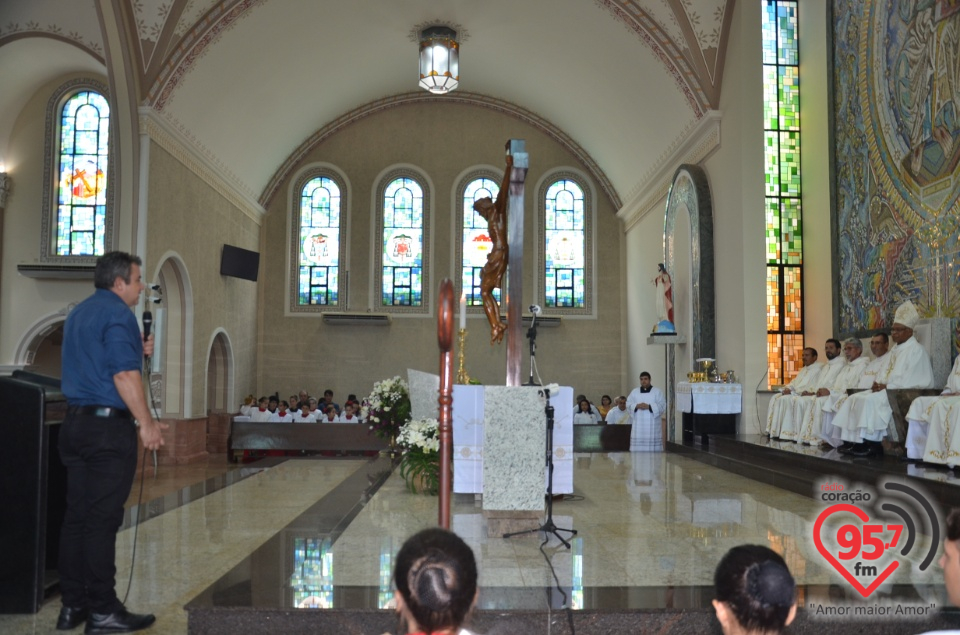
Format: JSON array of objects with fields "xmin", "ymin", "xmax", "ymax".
[
  {"xmin": 361, "ymin": 376, "xmax": 412, "ymax": 441},
  {"xmin": 397, "ymin": 417, "xmax": 440, "ymax": 495}
]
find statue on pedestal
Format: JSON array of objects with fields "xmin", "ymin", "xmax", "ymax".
[
  {"xmin": 473, "ymin": 154, "xmax": 512, "ymax": 344},
  {"xmin": 652, "ymin": 263, "xmax": 676, "ymax": 334}
]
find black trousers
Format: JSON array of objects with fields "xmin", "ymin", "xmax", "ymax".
[{"xmin": 58, "ymin": 413, "xmax": 138, "ymax": 612}]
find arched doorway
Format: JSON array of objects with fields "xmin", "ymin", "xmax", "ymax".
[
  {"xmin": 151, "ymin": 253, "xmax": 195, "ymax": 418},
  {"xmin": 206, "ymin": 330, "xmax": 233, "ymax": 414}
]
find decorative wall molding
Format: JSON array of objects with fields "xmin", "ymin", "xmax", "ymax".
[
  {"xmin": 0, "ymin": 172, "xmax": 10, "ymax": 208},
  {"xmin": 139, "ymin": 108, "xmax": 265, "ymax": 223},
  {"xmin": 261, "ymin": 92, "xmax": 621, "ymax": 213},
  {"xmin": 617, "ymin": 110, "xmax": 721, "ymax": 232}
]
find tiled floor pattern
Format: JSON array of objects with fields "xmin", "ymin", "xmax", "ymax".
[{"xmin": 1, "ymin": 451, "xmax": 950, "ymax": 634}]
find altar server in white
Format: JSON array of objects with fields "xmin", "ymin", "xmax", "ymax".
[
  {"xmin": 779, "ymin": 339, "xmax": 844, "ymax": 441},
  {"xmin": 626, "ymin": 372, "xmax": 666, "ymax": 452},
  {"xmin": 797, "ymin": 338, "xmax": 869, "ymax": 445},
  {"xmin": 765, "ymin": 347, "xmax": 825, "ymax": 438},
  {"xmin": 821, "ymin": 333, "xmax": 891, "ymax": 447},
  {"xmin": 834, "ymin": 300, "xmax": 935, "ymax": 457},
  {"xmin": 605, "ymin": 396, "xmax": 629, "ymax": 425},
  {"xmin": 905, "ymin": 354, "xmax": 960, "ymax": 460}
]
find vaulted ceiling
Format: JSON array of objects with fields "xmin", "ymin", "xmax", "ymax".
[{"xmin": 0, "ymin": 0, "xmax": 736, "ymax": 209}]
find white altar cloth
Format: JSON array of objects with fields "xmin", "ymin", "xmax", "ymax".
[
  {"xmin": 453, "ymin": 385, "xmax": 573, "ymax": 494},
  {"xmin": 676, "ymin": 382, "xmax": 743, "ymax": 414}
]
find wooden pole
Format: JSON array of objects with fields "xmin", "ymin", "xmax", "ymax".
[
  {"xmin": 436, "ymin": 278, "xmax": 454, "ymax": 529},
  {"xmin": 505, "ymin": 140, "xmax": 528, "ymax": 386}
]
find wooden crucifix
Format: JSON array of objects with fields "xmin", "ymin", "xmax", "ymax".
[{"xmin": 473, "ymin": 140, "xmax": 528, "ymax": 386}]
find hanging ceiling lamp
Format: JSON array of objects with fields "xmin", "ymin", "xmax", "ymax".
[{"xmin": 418, "ymin": 25, "xmax": 459, "ymax": 94}]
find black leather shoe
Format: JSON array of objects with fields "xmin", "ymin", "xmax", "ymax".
[
  {"xmin": 848, "ymin": 442, "xmax": 883, "ymax": 458},
  {"xmin": 837, "ymin": 442, "xmax": 858, "ymax": 455},
  {"xmin": 57, "ymin": 606, "xmax": 88, "ymax": 630},
  {"xmin": 899, "ymin": 455, "xmax": 923, "ymax": 463},
  {"xmin": 85, "ymin": 609, "xmax": 155, "ymax": 634}
]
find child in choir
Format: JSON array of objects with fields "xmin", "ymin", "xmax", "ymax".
[
  {"xmin": 250, "ymin": 396, "xmax": 272, "ymax": 422},
  {"xmin": 320, "ymin": 405, "xmax": 339, "ymax": 423},
  {"xmin": 337, "ymin": 402, "xmax": 361, "ymax": 424},
  {"xmin": 269, "ymin": 401, "xmax": 294, "ymax": 423},
  {"xmin": 295, "ymin": 402, "xmax": 317, "ymax": 423}
]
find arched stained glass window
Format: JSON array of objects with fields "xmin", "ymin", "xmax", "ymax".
[
  {"xmin": 56, "ymin": 91, "xmax": 110, "ymax": 256},
  {"xmin": 544, "ymin": 179, "xmax": 586, "ymax": 309},
  {"xmin": 462, "ymin": 177, "xmax": 500, "ymax": 307},
  {"xmin": 381, "ymin": 177, "xmax": 424, "ymax": 307},
  {"xmin": 298, "ymin": 176, "xmax": 341, "ymax": 306}
]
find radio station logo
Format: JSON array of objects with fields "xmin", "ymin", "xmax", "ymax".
[{"xmin": 813, "ymin": 478, "xmax": 941, "ymax": 599}]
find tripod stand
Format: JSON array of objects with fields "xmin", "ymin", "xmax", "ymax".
[
  {"xmin": 523, "ymin": 311, "xmax": 540, "ymax": 386},
  {"xmin": 503, "ymin": 388, "xmax": 577, "ymax": 548}
]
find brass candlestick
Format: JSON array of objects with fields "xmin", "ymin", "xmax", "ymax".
[{"xmin": 456, "ymin": 328, "xmax": 471, "ymax": 384}]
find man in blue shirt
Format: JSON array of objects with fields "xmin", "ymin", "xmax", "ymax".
[{"xmin": 57, "ymin": 252, "xmax": 167, "ymax": 634}]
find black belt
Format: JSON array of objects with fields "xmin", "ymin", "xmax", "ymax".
[{"xmin": 67, "ymin": 405, "xmax": 134, "ymax": 420}]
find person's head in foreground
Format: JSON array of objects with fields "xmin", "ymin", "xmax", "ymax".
[
  {"xmin": 393, "ymin": 528, "xmax": 478, "ymax": 635},
  {"xmin": 713, "ymin": 545, "xmax": 797, "ymax": 635},
  {"xmin": 939, "ymin": 508, "xmax": 960, "ymax": 606}
]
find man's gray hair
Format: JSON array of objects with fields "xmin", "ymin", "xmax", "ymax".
[
  {"xmin": 94, "ymin": 251, "xmax": 142, "ymax": 290},
  {"xmin": 842, "ymin": 337, "xmax": 863, "ymax": 350}
]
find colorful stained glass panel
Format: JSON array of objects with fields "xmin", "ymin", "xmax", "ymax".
[
  {"xmin": 298, "ymin": 176, "xmax": 341, "ymax": 306},
  {"xmin": 544, "ymin": 179, "xmax": 585, "ymax": 308},
  {"xmin": 766, "ymin": 267, "xmax": 780, "ymax": 331},
  {"xmin": 779, "ymin": 66, "xmax": 799, "ymax": 130},
  {"xmin": 783, "ymin": 266, "xmax": 802, "ymax": 331},
  {"xmin": 780, "ymin": 199, "xmax": 802, "ymax": 265},
  {"xmin": 382, "ymin": 177, "xmax": 424, "ymax": 307},
  {"xmin": 57, "ymin": 91, "xmax": 109, "ymax": 256}
]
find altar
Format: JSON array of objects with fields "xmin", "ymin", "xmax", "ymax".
[
  {"xmin": 452, "ymin": 385, "xmax": 573, "ymax": 495},
  {"xmin": 676, "ymin": 381, "xmax": 741, "ymax": 445}
]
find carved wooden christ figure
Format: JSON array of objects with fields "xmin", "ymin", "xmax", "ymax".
[{"xmin": 473, "ymin": 154, "xmax": 513, "ymax": 344}]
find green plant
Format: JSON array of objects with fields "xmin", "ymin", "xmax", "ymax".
[{"xmin": 397, "ymin": 417, "xmax": 439, "ymax": 495}]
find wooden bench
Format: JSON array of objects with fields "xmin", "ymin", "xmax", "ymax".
[{"xmin": 229, "ymin": 420, "xmax": 389, "ymax": 461}]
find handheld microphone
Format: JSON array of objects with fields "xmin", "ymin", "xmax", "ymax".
[{"xmin": 142, "ymin": 310, "xmax": 153, "ymax": 340}]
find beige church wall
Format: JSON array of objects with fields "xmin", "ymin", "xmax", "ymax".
[
  {"xmin": 0, "ymin": 73, "xmax": 112, "ymax": 369},
  {"xmin": 146, "ymin": 143, "xmax": 259, "ymax": 416},
  {"xmin": 799, "ymin": 2, "xmax": 834, "ymax": 350},
  {"xmin": 259, "ymin": 101, "xmax": 623, "ymax": 403},
  {"xmin": 623, "ymin": 206, "xmax": 666, "ymax": 395}
]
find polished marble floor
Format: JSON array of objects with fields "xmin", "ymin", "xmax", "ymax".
[{"xmin": 1, "ymin": 451, "xmax": 953, "ymax": 634}]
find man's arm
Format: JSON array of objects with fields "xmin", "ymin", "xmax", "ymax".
[{"xmin": 114, "ymin": 370, "xmax": 168, "ymax": 450}]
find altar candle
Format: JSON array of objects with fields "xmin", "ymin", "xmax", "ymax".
[{"xmin": 460, "ymin": 293, "xmax": 467, "ymax": 330}]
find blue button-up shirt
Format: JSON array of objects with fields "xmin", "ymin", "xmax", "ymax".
[{"xmin": 61, "ymin": 288, "xmax": 143, "ymax": 409}]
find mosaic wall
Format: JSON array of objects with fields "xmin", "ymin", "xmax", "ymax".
[{"xmin": 833, "ymin": 0, "xmax": 960, "ymax": 335}]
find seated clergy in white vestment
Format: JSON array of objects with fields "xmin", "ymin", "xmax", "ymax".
[
  {"xmin": 919, "ymin": 388, "xmax": 960, "ymax": 467},
  {"xmin": 797, "ymin": 338, "xmax": 870, "ymax": 445},
  {"xmin": 765, "ymin": 347, "xmax": 825, "ymax": 438},
  {"xmin": 605, "ymin": 396, "xmax": 629, "ymax": 425},
  {"xmin": 832, "ymin": 301, "xmax": 935, "ymax": 458},
  {"xmin": 821, "ymin": 333, "xmax": 891, "ymax": 447},
  {"xmin": 779, "ymin": 339, "xmax": 845, "ymax": 441},
  {"xmin": 626, "ymin": 372, "xmax": 666, "ymax": 452},
  {"xmin": 905, "ymin": 354, "xmax": 960, "ymax": 460}
]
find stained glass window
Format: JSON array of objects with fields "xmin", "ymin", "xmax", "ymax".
[
  {"xmin": 763, "ymin": 0, "xmax": 803, "ymax": 387},
  {"xmin": 297, "ymin": 176, "xmax": 341, "ymax": 306},
  {"xmin": 544, "ymin": 179, "xmax": 586, "ymax": 308},
  {"xmin": 381, "ymin": 177, "xmax": 424, "ymax": 307},
  {"xmin": 462, "ymin": 177, "xmax": 500, "ymax": 307},
  {"xmin": 56, "ymin": 91, "xmax": 110, "ymax": 257}
]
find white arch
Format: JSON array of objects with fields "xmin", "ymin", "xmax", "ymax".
[
  {"xmin": 204, "ymin": 327, "xmax": 235, "ymax": 414},
  {"xmin": 151, "ymin": 250, "xmax": 195, "ymax": 418},
  {"xmin": 13, "ymin": 304, "xmax": 76, "ymax": 367}
]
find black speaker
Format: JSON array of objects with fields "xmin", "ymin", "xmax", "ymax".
[{"xmin": 220, "ymin": 244, "xmax": 259, "ymax": 282}]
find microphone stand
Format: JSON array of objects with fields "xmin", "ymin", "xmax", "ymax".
[
  {"xmin": 524, "ymin": 312, "xmax": 540, "ymax": 386},
  {"xmin": 503, "ymin": 388, "xmax": 577, "ymax": 548}
]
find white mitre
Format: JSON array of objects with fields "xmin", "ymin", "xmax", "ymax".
[{"xmin": 893, "ymin": 299, "xmax": 920, "ymax": 329}]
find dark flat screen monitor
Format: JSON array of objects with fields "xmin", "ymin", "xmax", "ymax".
[{"xmin": 220, "ymin": 244, "xmax": 259, "ymax": 282}]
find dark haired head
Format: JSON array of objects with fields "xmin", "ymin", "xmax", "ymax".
[
  {"xmin": 803, "ymin": 347, "xmax": 818, "ymax": 359},
  {"xmin": 714, "ymin": 545, "xmax": 796, "ymax": 634},
  {"xmin": 947, "ymin": 509, "xmax": 960, "ymax": 542},
  {"xmin": 394, "ymin": 528, "xmax": 477, "ymax": 634},
  {"xmin": 826, "ymin": 338, "xmax": 841, "ymax": 350},
  {"xmin": 874, "ymin": 332, "xmax": 889, "ymax": 344},
  {"xmin": 578, "ymin": 399, "xmax": 591, "ymax": 412},
  {"xmin": 640, "ymin": 371, "xmax": 651, "ymax": 380},
  {"xmin": 94, "ymin": 251, "xmax": 142, "ymax": 290}
]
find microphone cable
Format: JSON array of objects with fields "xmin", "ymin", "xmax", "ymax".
[{"xmin": 121, "ymin": 352, "xmax": 158, "ymax": 606}]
